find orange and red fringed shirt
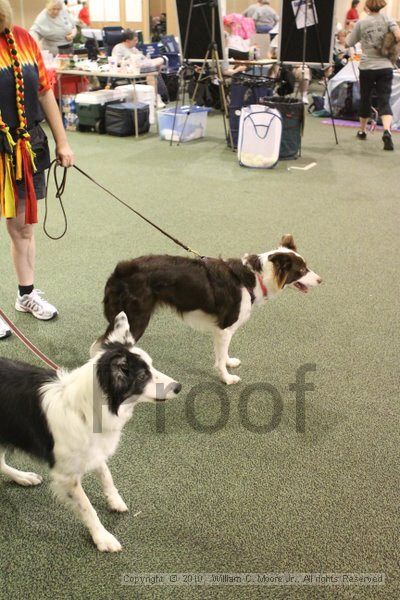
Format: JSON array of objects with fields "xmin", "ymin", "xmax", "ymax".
[{"xmin": 0, "ymin": 26, "xmax": 51, "ymax": 224}]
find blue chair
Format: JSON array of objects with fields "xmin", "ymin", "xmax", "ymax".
[
  {"xmin": 139, "ymin": 42, "xmax": 163, "ymax": 58},
  {"xmin": 161, "ymin": 35, "xmax": 180, "ymax": 53},
  {"xmin": 102, "ymin": 26, "xmax": 124, "ymax": 56},
  {"xmin": 160, "ymin": 36, "xmax": 181, "ymax": 73}
]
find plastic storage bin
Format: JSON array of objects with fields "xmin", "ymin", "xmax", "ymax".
[{"xmin": 157, "ymin": 106, "xmax": 211, "ymax": 142}]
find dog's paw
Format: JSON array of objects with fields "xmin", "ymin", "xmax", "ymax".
[
  {"xmin": 14, "ymin": 472, "xmax": 43, "ymax": 487},
  {"xmin": 222, "ymin": 374, "xmax": 241, "ymax": 385},
  {"xmin": 107, "ymin": 494, "xmax": 129, "ymax": 513},
  {"xmin": 94, "ymin": 530, "xmax": 122, "ymax": 553},
  {"xmin": 226, "ymin": 357, "xmax": 241, "ymax": 368}
]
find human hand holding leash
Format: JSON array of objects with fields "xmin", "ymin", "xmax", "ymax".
[{"xmin": 56, "ymin": 141, "xmax": 74, "ymax": 167}]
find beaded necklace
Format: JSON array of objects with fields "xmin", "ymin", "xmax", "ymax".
[{"xmin": 0, "ymin": 27, "xmax": 38, "ymax": 224}]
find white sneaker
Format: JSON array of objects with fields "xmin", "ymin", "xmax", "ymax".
[
  {"xmin": 15, "ymin": 289, "xmax": 58, "ymax": 321},
  {"xmin": 0, "ymin": 317, "xmax": 11, "ymax": 339},
  {"xmin": 302, "ymin": 93, "xmax": 309, "ymax": 105}
]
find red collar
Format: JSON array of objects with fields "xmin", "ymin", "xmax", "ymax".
[{"xmin": 257, "ymin": 274, "xmax": 268, "ymax": 298}]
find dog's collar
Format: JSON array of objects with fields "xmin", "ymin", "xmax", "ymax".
[
  {"xmin": 247, "ymin": 274, "xmax": 268, "ymax": 304},
  {"xmin": 257, "ymin": 274, "xmax": 268, "ymax": 298}
]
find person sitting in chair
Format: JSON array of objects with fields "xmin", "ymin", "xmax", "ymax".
[
  {"xmin": 223, "ymin": 17, "xmax": 255, "ymax": 61},
  {"xmin": 112, "ymin": 29, "xmax": 163, "ymax": 71},
  {"xmin": 112, "ymin": 29, "xmax": 165, "ymax": 107}
]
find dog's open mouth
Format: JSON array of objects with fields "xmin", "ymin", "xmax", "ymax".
[{"xmin": 294, "ymin": 281, "xmax": 309, "ymax": 294}]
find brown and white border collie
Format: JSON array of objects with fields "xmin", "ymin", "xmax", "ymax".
[{"xmin": 100, "ymin": 235, "xmax": 322, "ymax": 385}]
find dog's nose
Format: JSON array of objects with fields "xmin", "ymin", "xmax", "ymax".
[
  {"xmin": 316, "ymin": 277, "xmax": 322, "ymax": 284},
  {"xmin": 172, "ymin": 383, "xmax": 182, "ymax": 395}
]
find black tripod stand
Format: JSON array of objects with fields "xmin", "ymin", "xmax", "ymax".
[
  {"xmin": 170, "ymin": 0, "xmax": 232, "ymax": 147},
  {"xmin": 281, "ymin": 0, "xmax": 339, "ymax": 145}
]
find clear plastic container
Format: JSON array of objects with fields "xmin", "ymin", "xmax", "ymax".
[{"xmin": 157, "ymin": 105, "xmax": 211, "ymax": 142}]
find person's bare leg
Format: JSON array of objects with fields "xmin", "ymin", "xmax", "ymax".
[
  {"xmin": 295, "ymin": 66, "xmax": 310, "ymax": 104},
  {"xmin": 146, "ymin": 74, "xmax": 157, "ymax": 88},
  {"xmin": 382, "ymin": 115, "xmax": 394, "ymax": 150},
  {"xmin": 359, "ymin": 117, "xmax": 368, "ymax": 133},
  {"xmin": 7, "ymin": 200, "xmax": 58, "ymax": 319},
  {"xmin": 6, "ymin": 203, "xmax": 35, "ymax": 287},
  {"xmin": 382, "ymin": 114, "xmax": 393, "ymax": 131}
]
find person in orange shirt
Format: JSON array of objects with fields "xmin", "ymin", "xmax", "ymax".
[
  {"xmin": 78, "ymin": 1, "xmax": 90, "ymax": 27},
  {"xmin": 0, "ymin": 0, "xmax": 74, "ymax": 339}
]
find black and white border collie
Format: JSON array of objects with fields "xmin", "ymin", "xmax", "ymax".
[
  {"xmin": 100, "ymin": 235, "xmax": 322, "ymax": 385},
  {"xmin": 0, "ymin": 312, "xmax": 180, "ymax": 552}
]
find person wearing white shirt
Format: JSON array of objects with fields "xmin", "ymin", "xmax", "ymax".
[{"xmin": 112, "ymin": 30, "xmax": 165, "ymax": 108}]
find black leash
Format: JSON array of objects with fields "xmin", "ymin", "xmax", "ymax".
[
  {"xmin": 43, "ymin": 160, "xmax": 68, "ymax": 240},
  {"xmin": 43, "ymin": 160, "xmax": 203, "ymax": 258}
]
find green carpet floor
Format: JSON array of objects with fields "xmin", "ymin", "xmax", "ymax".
[{"xmin": 0, "ymin": 112, "xmax": 399, "ymax": 600}]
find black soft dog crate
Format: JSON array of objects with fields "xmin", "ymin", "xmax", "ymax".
[
  {"xmin": 262, "ymin": 97, "xmax": 304, "ymax": 160},
  {"xmin": 330, "ymin": 81, "xmax": 361, "ymax": 120},
  {"xmin": 77, "ymin": 100, "xmax": 119, "ymax": 134},
  {"xmin": 229, "ymin": 73, "xmax": 275, "ymax": 149},
  {"xmin": 105, "ymin": 102, "xmax": 150, "ymax": 136}
]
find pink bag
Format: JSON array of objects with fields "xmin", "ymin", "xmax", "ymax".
[{"xmin": 223, "ymin": 14, "xmax": 256, "ymax": 40}]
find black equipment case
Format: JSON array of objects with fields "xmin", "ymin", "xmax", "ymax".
[
  {"xmin": 77, "ymin": 100, "xmax": 119, "ymax": 134},
  {"xmin": 105, "ymin": 102, "xmax": 150, "ymax": 136}
]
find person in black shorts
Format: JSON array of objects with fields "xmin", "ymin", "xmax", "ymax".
[
  {"xmin": 347, "ymin": 0, "xmax": 400, "ymax": 150},
  {"xmin": 0, "ymin": 0, "xmax": 74, "ymax": 339}
]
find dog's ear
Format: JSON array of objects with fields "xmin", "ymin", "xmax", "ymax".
[
  {"xmin": 269, "ymin": 252, "xmax": 293, "ymax": 288},
  {"xmin": 109, "ymin": 311, "xmax": 135, "ymax": 346},
  {"xmin": 110, "ymin": 353, "xmax": 130, "ymax": 390},
  {"xmin": 269, "ymin": 252, "xmax": 293, "ymax": 269},
  {"xmin": 281, "ymin": 234, "xmax": 297, "ymax": 252},
  {"xmin": 96, "ymin": 348, "xmax": 132, "ymax": 415}
]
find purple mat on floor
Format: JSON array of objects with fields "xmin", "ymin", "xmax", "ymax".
[{"xmin": 321, "ymin": 119, "xmax": 400, "ymax": 132}]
